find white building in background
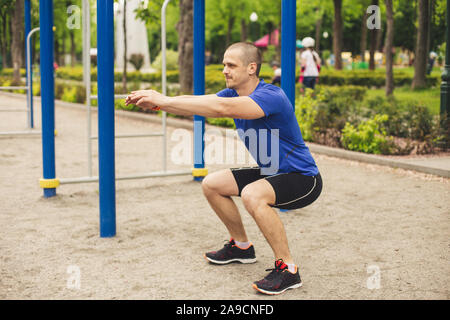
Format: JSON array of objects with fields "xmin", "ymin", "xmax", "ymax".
[{"xmin": 115, "ymin": 0, "xmax": 153, "ymax": 73}]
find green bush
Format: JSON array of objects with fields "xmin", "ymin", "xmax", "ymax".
[
  {"xmin": 151, "ymin": 49, "xmax": 179, "ymax": 71},
  {"xmin": 61, "ymin": 86, "xmax": 78, "ymax": 103},
  {"xmin": 358, "ymin": 96, "xmax": 435, "ymax": 141},
  {"xmin": 206, "ymin": 117, "xmax": 235, "ymax": 128},
  {"xmin": 316, "ymin": 68, "xmax": 439, "ymax": 88},
  {"xmin": 295, "ymin": 89, "xmax": 320, "ymax": 141},
  {"xmin": 115, "ymin": 99, "xmax": 140, "ymax": 112},
  {"xmin": 341, "ymin": 114, "xmax": 394, "ymax": 154}
]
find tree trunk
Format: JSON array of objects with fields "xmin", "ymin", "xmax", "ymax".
[
  {"xmin": 70, "ymin": 31, "xmax": 76, "ymax": 67},
  {"xmin": 240, "ymin": 18, "xmax": 248, "ymax": 42},
  {"xmin": 177, "ymin": 0, "xmax": 193, "ymax": 94},
  {"xmin": 11, "ymin": 0, "xmax": 24, "ymax": 85},
  {"xmin": 122, "ymin": 0, "xmax": 127, "ymax": 93},
  {"xmin": 333, "ymin": 0, "xmax": 343, "ymax": 70},
  {"xmin": 2, "ymin": 10, "xmax": 11, "ymax": 68},
  {"xmin": 376, "ymin": 20, "xmax": 384, "ymax": 51},
  {"xmin": 226, "ymin": 15, "xmax": 235, "ymax": 47},
  {"xmin": 369, "ymin": 0, "xmax": 379, "ymax": 70},
  {"xmin": 360, "ymin": 11, "xmax": 368, "ymax": 63},
  {"xmin": 385, "ymin": 0, "xmax": 394, "ymax": 96},
  {"xmin": 412, "ymin": 0, "xmax": 429, "ymax": 89},
  {"xmin": 315, "ymin": 9, "xmax": 323, "ymax": 52}
]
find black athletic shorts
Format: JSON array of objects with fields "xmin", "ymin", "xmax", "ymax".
[{"xmin": 230, "ymin": 167, "xmax": 322, "ymax": 210}]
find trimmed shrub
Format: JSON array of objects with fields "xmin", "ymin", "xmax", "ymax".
[{"xmin": 341, "ymin": 114, "xmax": 394, "ymax": 154}]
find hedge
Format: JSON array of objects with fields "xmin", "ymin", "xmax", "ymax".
[{"xmin": 2, "ymin": 66, "xmax": 439, "ymax": 88}]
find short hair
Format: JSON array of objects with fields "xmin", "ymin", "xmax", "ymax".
[{"xmin": 226, "ymin": 42, "xmax": 262, "ymax": 76}]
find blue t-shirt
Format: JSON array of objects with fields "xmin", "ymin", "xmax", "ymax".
[{"xmin": 216, "ymin": 79, "xmax": 319, "ymax": 176}]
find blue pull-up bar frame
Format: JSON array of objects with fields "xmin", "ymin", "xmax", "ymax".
[{"xmin": 38, "ymin": 0, "xmax": 297, "ymax": 237}]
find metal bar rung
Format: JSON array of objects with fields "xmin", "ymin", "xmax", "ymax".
[
  {"xmin": 60, "ymin": 169, "xmax": 192, "ymax": 184},
  {"xmin": 0, "ymin": 86, "xmax": 29, "ymax": 90},
  {"xmin": 0, "ymin": 131, "xmax": 41, "ymax": 136},
  {"xmin": 90, "ymin": 132, "xmax": 164, "ymax": 140},
  {"xmin": 90, "ymin": 94, "xmax": 128, "ymax": 100},
  {"xmin": 0, "ymin": 109, "xmax": 28, "ymax": 112}
]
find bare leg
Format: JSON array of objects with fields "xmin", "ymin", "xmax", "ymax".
[
  {"xmin": 241, "ymin": 179, "xmax": 294, "ymax": 264},
  {"xmin": 202, "ymin": 169, "xmax": 248, "ymax": 242}
]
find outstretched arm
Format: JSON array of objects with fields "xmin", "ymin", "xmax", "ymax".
[{"xmin": 125, "ymin": 90, "xmax": 265, "ymax": 119}]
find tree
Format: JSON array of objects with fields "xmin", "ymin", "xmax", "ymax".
[
  {"xmin": 412, "ymin": 0, "xmax": 429, "ymax": 89},
  {"xmin": 177, "ymin": 0, "xmax": 193, "ymax": 94},
  {"xmin": 333, "ymin": 0, "xmax": 343, "ymax": 70},
  {"xmin": 11, "ymin": 0, "xmax": 24, "ymax": 85},
  {"xmin": 314, "ymin": 7, "xmax": 323, "ymax": 52},
  {"xmin": 0, "ymin": 1, "xmax": 14, "ymax": 68},
  {"xmin": 369, "ymin": 0, "xmax": 379, "ymax": 70},
  {"xmin": 360, "ymin": 9, "xmax": 368, "ymax": 62},
  {"xmin": 385, "ymin": 0, "xmax": 394, "ymax": 96}
]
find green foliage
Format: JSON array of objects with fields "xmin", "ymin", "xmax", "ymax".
[
  {"xmin": 115, "ymin": 99, "xmax": 140, "ymax": 112},
  {"xmin": 61, "ymin": 86, "xmax": 78, "ymax": 103},
  {"xmin": 317, "ymin": 68, "xmax": 439, "ymax": 88},
  {"xmin": 128, "ymin": 54, "xmax": 145, "ymax": 71},
  {"xmin": 263, "ymin": 45, "xmax": 277, "ymax": 64},
  {"xmin": 206, "ymin": 117, "xmax": 236, "ymax": 128},
  {"xmin": 294, "ymin": 89, "xmax": 320, "ymax": 141},
  {"xmin": 341, "ymin": 114, "xmax": 394, "ymax": 155},
  {"xmin": 151, "ymin": 49, "xmax": 179, "ymax": 71}
]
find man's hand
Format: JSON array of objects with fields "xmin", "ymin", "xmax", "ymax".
[{"xmin": 125, "ymin": 90, "xmax": 164, "ymax": 110}]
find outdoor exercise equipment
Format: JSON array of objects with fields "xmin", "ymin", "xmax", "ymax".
[
  {"xmin": 0, "ymin": 0, "xmax": 40, "ymax": 137},
  {"xmin": 38, "ymin": 0, "xmax": 298, "ymax": 237}
]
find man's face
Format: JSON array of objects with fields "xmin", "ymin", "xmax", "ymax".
[{"xmin": 222, "ymin": 49, "xmax": 250, "ymax": 89}]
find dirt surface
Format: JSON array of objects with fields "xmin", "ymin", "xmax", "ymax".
[{"xmin": 0, "ymin": 93, "xmax": 449, "ymax": 300}]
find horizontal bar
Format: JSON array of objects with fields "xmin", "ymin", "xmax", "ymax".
[
  {"xmin": 0, "ymin": 131, "xmax": 41, "ymax": 136},
  {"xmin": 0, "ymin": 86, "xmax": 29, "ymax": 90},
  {"xmin": 90, "ymin": 132, "xmax": 164, "ymax": 139},
  {"xmin": 90, "ymin": 94, "xmax": 128, "ymax": 100},
  {"xmin": 0, "ymin": 109, "xmax": 28, "ymax": 112},
  {"xmin": 59, "ymin": 169, "xmax": 192, "ymax": 184}
]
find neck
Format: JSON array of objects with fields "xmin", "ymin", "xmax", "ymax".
[{"xmin": 236, "ymin": 77, "xmax": 260, "ymax": 96}]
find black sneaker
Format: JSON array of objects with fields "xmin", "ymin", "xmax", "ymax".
[
  {"xmin": 204, "ymin": 239, "xmax": 257, "ymax": 264},
  {"xmin": 252, "ymin": 259, "xmax": 302, "ymax": 295}
]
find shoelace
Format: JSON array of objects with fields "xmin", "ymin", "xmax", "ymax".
[
  {"xmin": 223, "ymin": 239, "xmax": 234, "ymax": 248},
  {"xmin": 264, "ymin": 259, "xmax": 288, "ymax": 280}
]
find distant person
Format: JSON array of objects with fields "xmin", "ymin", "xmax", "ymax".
[
  {"xmin": 296, "ymin": 40, "xmax": 306, "ymax": 92},
  {"xmin": 205, "ymin": 50, "xmax": 212, "ymax": 66},
  {"xmin": 271, "ymin": 61, "xmax": 281, "ymax": 86},
  {"xmin": 427, "ymin": 51, "xmax": 438, "ymax": 75},
  {"xmin": 300, "ymin": 37, "xmax": 321, "ymax": 90}
]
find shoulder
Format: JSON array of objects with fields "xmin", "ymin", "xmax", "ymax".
[
  {"xmin": 252, "ymin": 81, "xmax": 283, "ymax": 97},
  {"xmin": 216, "ymin": 88, "xmax": 238, "ymax": 98}
]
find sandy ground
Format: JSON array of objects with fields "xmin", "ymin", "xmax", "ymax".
[{"xmin": 0, "ymin": 93, "xmax": 449, "ymax": 300}]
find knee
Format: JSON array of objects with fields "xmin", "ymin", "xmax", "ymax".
[
  {"xmin": 201, "ymin": 175, "xmax": 217, "ymax": 197},
  {"xmin": 241, "ymin": 187, "xmax": 265, "ymax": 216}
]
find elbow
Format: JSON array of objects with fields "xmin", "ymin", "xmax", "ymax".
[{"xmin": 216, "ymin": 102, "xmax": 232, "ymax": 118}]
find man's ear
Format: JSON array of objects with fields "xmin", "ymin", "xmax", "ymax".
[{"xmin": 248, "ymin": 62, "xmax": 257, "ymax": 76}]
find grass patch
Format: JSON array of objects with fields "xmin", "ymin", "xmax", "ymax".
[{"xmin": 365, "ymin": 86, "xmax": 441, "ymax": 115}]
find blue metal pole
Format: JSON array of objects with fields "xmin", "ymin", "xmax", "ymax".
[
  {"xmin": 193, "ymin": 0, "xmax": 206, "ymax": 181},
  {"xmin": 97, "ymin": 0, "xmax": 116, "ymax": 237},
  {"xmin": 25, "ymin": 0, "xmax": 33, "ymax": 128},
  {"xmin": 39, "ymin": 0, "xmax": 56, "ymax": 198},
  {"xmin": 281, "ymin": 0, "xmax": 296, "ymax": 109},
  {"xmin": 280, "ymin": 0, "xmax": 296, "ymax": 213}
]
